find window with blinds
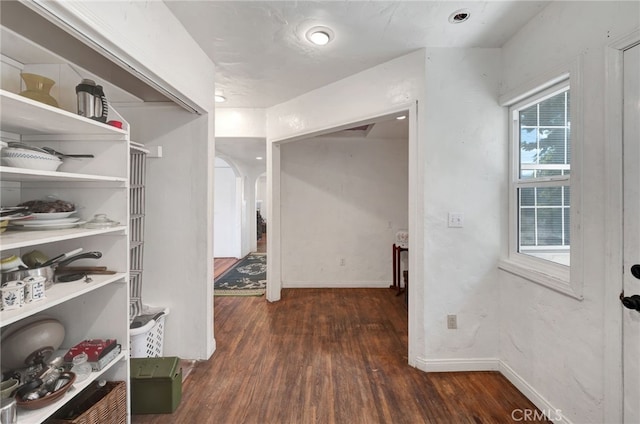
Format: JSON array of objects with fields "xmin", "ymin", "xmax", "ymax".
[{"xmin": 511, "ymin": 82, "xmax": 571, "ymax": 266}]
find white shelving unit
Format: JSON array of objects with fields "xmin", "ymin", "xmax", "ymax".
[{"xmin": 0, "ymin": 89, "xmax": 130, "ymax": 422}]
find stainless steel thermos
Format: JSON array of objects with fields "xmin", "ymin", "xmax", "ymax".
[{"xmin": 75, "ymin": 79, "xmax": 108, "ymax": 123}]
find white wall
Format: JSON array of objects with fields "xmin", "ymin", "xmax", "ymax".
[
  {"xmin": 120, "ymin": 104, "xmax": 214, "ymax": 360},
  {"xmin": 266, "ymin": 47, "xmax": 505, "ymax": 370},
  {"xmin": 242, "ymin": 170, "xmax": 263, "ymax": 255},
  {"xmin": 499, "ymin": 2, "xmax": 639, "ymax": 424},
  {"xmin": 265, "ymin": 52, "xmax": 427, "ymax": 369},
  {"xmin": 213, "ymin": 154, "xmax": 265, "ymax": 257},
  {"xmin": 280, "ymin": 135, "xmax": 408, "ymax": 287},
  {"xmin": 216, "ymin": 109, "xmax": 267, "ymax": 138},
  {"xmin": 420, "ymin": 47, "xmax": 504, "ymax": 365},
  {"xmin": 214, "ymin": 157, "xmax": 241, "ymax": 258},
  {"xmin": 256, "ymin": 175, "xmax": 267, "ymax": 223}
]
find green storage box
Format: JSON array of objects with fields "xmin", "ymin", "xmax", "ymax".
[{"xmin": 130, "ymin": 356, "xmax": 182, "ymax": 414}]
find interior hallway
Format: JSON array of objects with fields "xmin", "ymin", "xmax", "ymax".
[
  {"xmin": 214, "ymin": 232, "xmax": 267, "ymax": 280},
  {"xmin": 131, "ymin": 288, "xmax": 548, "ymax": 423}
]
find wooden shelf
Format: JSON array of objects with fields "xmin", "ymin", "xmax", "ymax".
[
  {"xmin": 0, "ymin": 226, "xmax": 127, "ymax": 250},
  {"xmin": 0, "ymin": 89, "xmax": 127, "ymax": 137},
  {"xmin": 0, "ymin": 273, "xmax": 127, "ymax": 327}
]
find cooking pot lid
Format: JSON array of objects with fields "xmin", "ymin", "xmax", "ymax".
[{"xmin": 24, "ymin": 346, "xmax": 54, "ymax": 367}]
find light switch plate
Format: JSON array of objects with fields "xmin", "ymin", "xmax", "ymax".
[{"xmin": 448, "ymin": 212, "xmax": 464, "ymax": 228}]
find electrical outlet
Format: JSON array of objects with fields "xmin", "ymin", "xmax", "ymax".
[
  {"xmin": 447, "ymin": 314, "xmax": 457, "ymax": 329},
  {"xmin": 448, "ymin": 212, "xmax": 464, "ymax": 228},
  {"xmin": 340, "ymin": 258, "xmax": 346, "ymax": 266}
]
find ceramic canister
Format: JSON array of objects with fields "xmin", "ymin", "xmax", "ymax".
[
  {"xmin": 23, "ymin": 275, "xmax": 46, "ymax": 303},
  {"xmin": 0, "ymin": 280, "xmax": 24, "ymax": 311}
]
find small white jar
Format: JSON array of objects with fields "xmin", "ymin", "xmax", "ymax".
[
  {"xmin": 0, "ymin": 280, "xmax": 25, "ymax": 310},
  {"xmin": 23, "ymin": 276, "xmax": 46, "ymax": 303}
]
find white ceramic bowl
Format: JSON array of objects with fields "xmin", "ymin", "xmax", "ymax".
[
  {"xmin": 0, "ymin": 317, "xmax": 65, "ymax": 370},
  {"xmin": 1, "ymin": 147, "xmax": 62, "ymax": 171}
]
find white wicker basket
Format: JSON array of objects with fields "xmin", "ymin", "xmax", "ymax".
[{"xmin": 130, "ymin": 308, "xmax": 169, "ymax": 358}]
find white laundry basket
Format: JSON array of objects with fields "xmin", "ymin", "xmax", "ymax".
[{"xmin": 130, "ymin": 308, "xmax": 169, "ymax": 358}]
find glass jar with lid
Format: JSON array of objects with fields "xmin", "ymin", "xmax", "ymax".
[{"xmin": 70, "ymin": 352, "xmax": 92, "ymax": 382}]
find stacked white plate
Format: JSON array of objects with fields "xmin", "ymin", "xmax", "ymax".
[{"xmin": 10, "ymin": 211, "xmax": 85, "ymax": 230}]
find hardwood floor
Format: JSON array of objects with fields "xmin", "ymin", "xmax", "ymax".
[
  {"xmin": 214, "ymin": 257, "xmax": 240, "ymax": 280},
  {"xmin": 257, "ymin": 232, "xmax": 266, "ymax": 253},
  {"xmin": 214, "ymin": 232, "xmax": 266, "ymax": 280},
  {"xmin": 132, "ymin": 289, "xmax": 549, "ymax": 424}
]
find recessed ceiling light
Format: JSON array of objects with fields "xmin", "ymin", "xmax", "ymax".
[
  {"xmin": 306, "ymin": 26, "xmax": 334, "ymax": 46},
  {"xmin": 449, "ymin": 9, "xmax": 470, "ymax": 24},
  {"xmin": 215, "ymin": 94, "xmax": 226, "ymax": 103},
  {"xmin": 256, "ymin": 156, "xmax": 263, "ymax": 160},
  {"xmin": 396, "ymin": 115, "xmax": 407, "ymax": 120}
]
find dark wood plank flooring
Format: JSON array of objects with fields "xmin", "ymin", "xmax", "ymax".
[
  {"xmin": 132, "ymin": 289, "xmax": 549, "ymax": 424},
  {"xmin": 257, "ymin": 232, "xmax": 266, "ymax": 253},
  {"xmin": 214, "ymin": 257, "xmax": 239, "ymax": 280}
]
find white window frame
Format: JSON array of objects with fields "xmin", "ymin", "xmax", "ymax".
[{"xmin": 498, "ymin": 60, "xmax": 584, "ymax": 300}]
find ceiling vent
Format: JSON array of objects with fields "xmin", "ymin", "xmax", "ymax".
[{"xmin": 327, "ymin": 123, "xmax": 375, "ymax": 137}]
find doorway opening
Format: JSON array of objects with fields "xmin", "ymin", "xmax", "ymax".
[
  {"xmin": 214, "ymin": 138, "xmax": 267, "ymax": 279},
  {"xmin": 267, "ymin": 108, "xmax": 414, "ymax": 361},
  {"xmin": 277, "ymin": 114, "xmax": 409, "ymax": 290},
  {"xmin": 256, "ymin": 173, "xmax": 267, "ymax": 254}
]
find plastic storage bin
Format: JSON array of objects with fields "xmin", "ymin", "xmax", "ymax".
[
  {"xmin": 130, "ymin": 356, "xmax": 182, "ymax": 414},
  {"xmin": 129, "ymin": 308, "xmax": 169, "ymax": 358}
]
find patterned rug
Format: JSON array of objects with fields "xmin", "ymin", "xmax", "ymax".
[{"xmin": 214, "ymin": 254, "xmax": 266, "ymax": 296}]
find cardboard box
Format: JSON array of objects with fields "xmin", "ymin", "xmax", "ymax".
[{"xmin": 130, "ymin": 356, "xmax": 182, "ymax": 414}]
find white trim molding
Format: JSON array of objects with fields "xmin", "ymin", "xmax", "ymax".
[
  {"xmin": 22, "ymin": 0, "xmax": 214, "ymax": 114},
  {"xmin": 499, "ymin": 361, "xmax": 572, "ymax": 424},
  {"xmin": 415, "ymin": 357, "xmax": 500, "ymax": 372},
  {"xmin": 603, "ymin": 28, "xmax": 640, "ymax": 424},
  {"xmin": 498, "ymin": 258, "xmax": 579, "ymax": 300},
  {"xmin": 500, "ymin": 56, "xmax": 584, "ymax": 301}
]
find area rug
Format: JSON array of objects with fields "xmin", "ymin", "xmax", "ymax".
[{"xmin": 214, "ymin": 253, "xmax": 266, "ymax": 296}]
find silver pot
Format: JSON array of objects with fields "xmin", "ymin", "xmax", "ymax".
[
  {"xmin": 0, "ymin": 397, "xmax": 16, "ymax": 424},
  {"xmin": 1, "ymin": 251, "xmax": 102, "ymax": 289}
]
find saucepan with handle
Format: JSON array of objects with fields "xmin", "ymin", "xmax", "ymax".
[{"xmin": 1, "ymin": 250, "xmax": 102, "ymax": 288}]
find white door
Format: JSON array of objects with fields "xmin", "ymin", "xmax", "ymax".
[{"xmin": 622, "ymin": 42, "xmax": 640, "ymax": 423}]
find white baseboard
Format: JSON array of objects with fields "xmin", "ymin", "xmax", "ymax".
[
  {"xmin": 282, "ymin": 281, "xmax": 392, "ymax": 288},
  {"xmin": 499, "ymin": 361, "xmax": 571, "ymax": 424},
  {"xmin": 413, "ymin": 357, "xmax": 570, "ymax": 424},
  {"xmin": 415, "ymin": 356, "xmax": 500, "ymax": 372}
]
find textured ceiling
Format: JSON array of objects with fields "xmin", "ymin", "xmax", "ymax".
[{"xmin": 165, "ymin": 0, "xmax": 549, "ymax": 108}]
